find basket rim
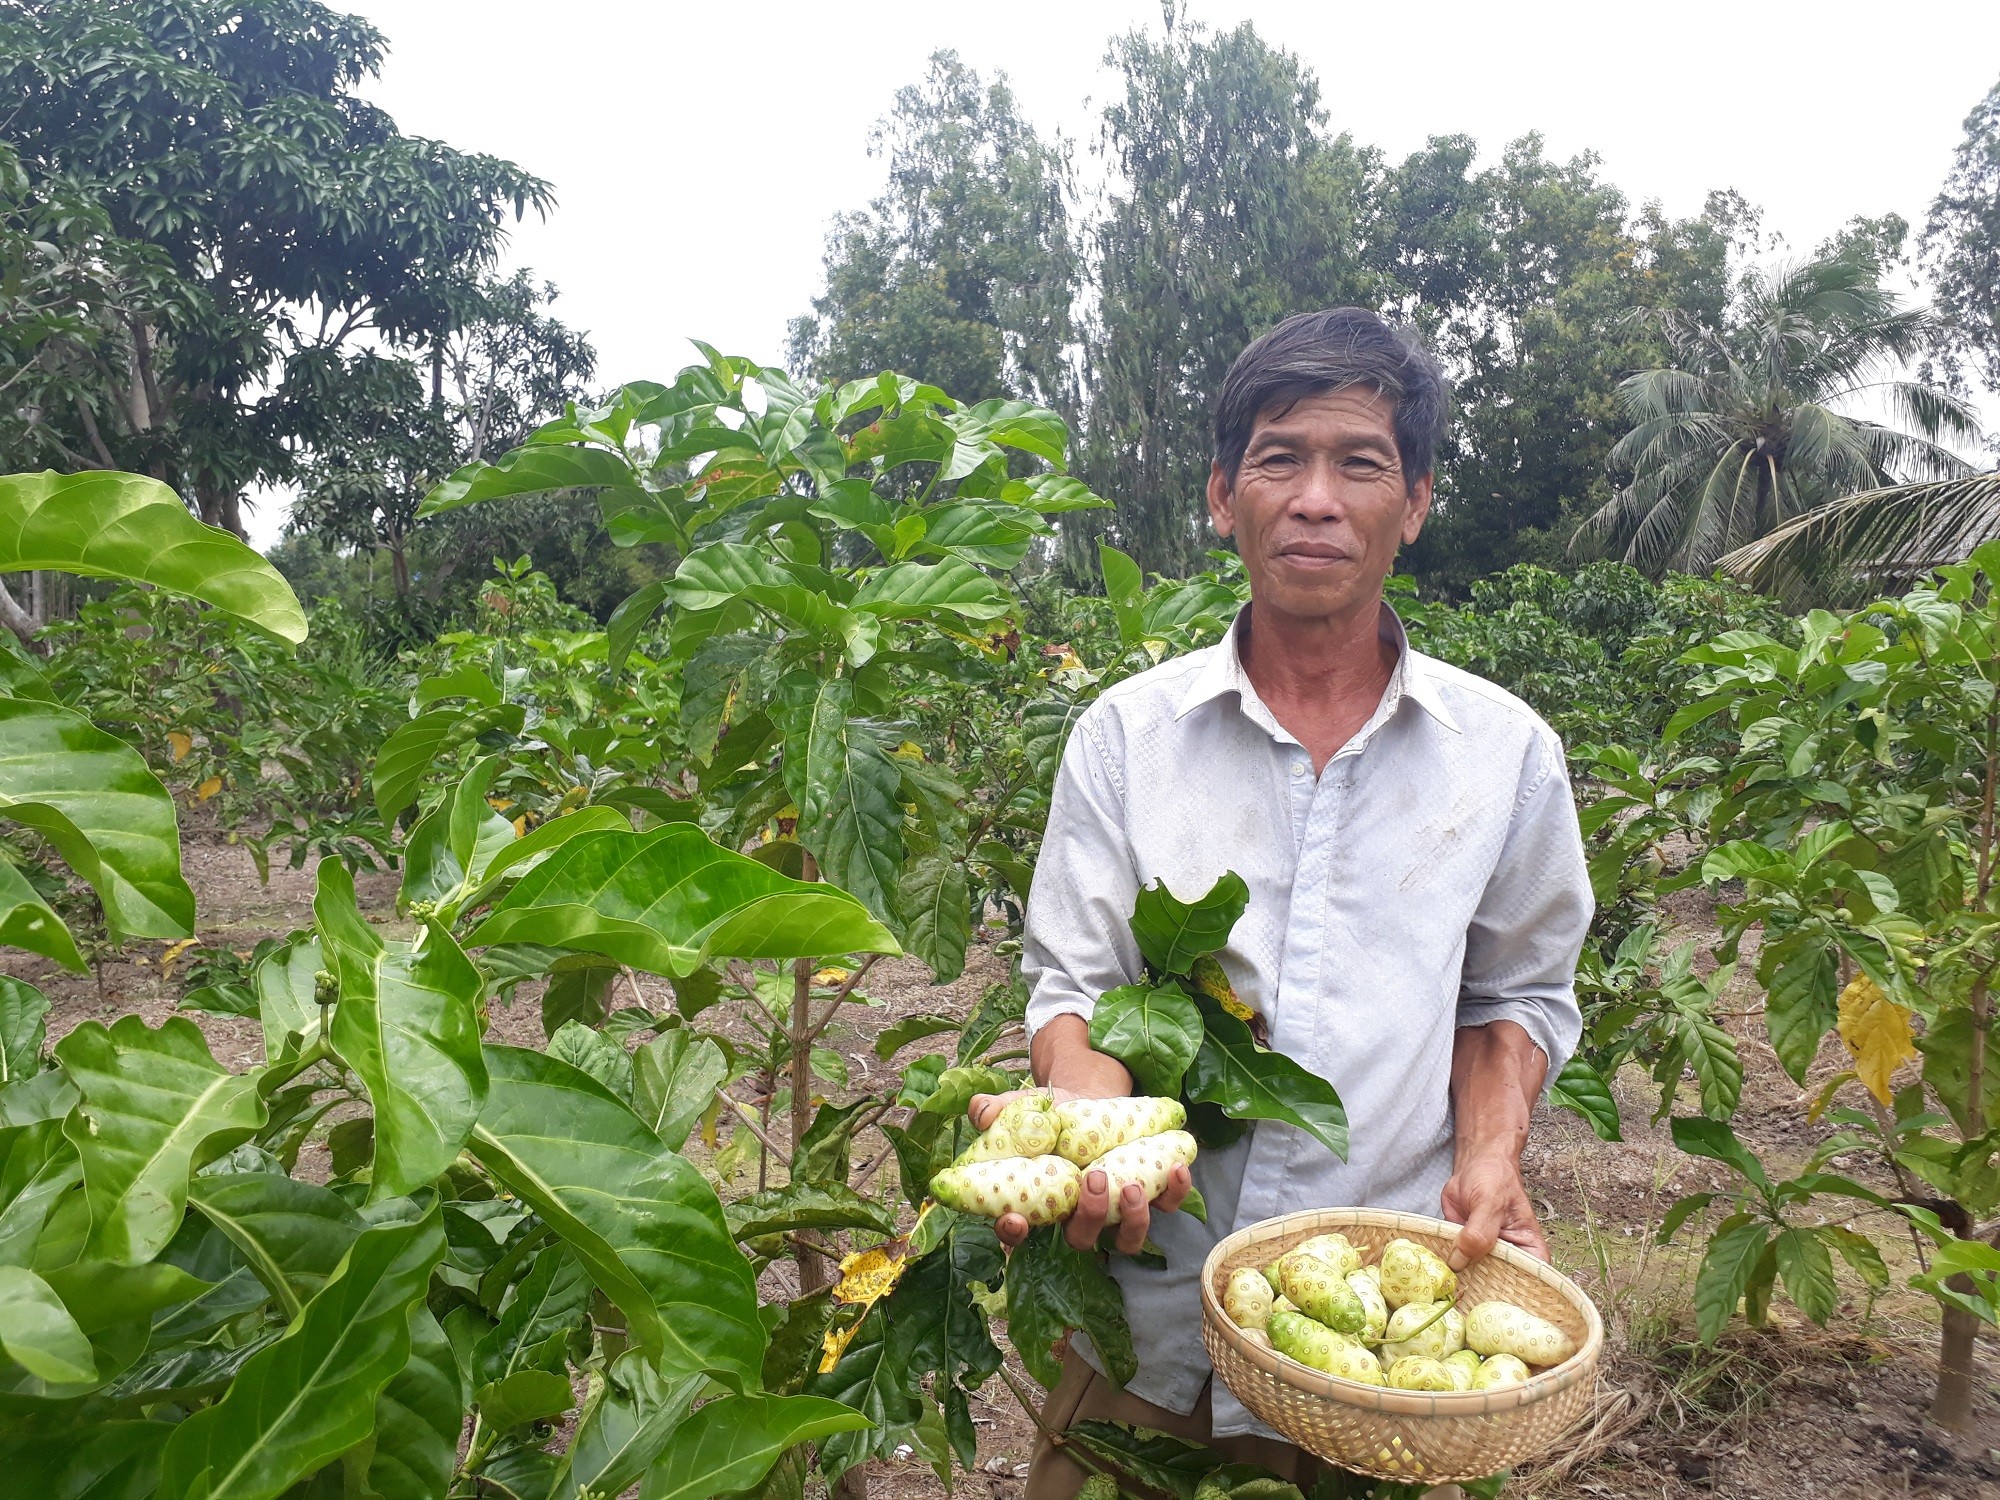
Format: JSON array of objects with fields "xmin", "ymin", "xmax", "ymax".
[{"xmin": 1201, "ymin": 1207, "xmax": 1605, "ymax": 1419}]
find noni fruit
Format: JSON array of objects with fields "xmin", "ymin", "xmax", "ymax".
[
  {"xmin": 1380, "ymin": 1300, "xmax": 1465, "ymax": 1364},
  {"xmin": 1471, "ymin": 1352, "xmax": 1531, "ymax": 1389},
  {"xmin": 955, "ymin": 1094, "xmax": 1061, "ymax": 1164},
  {"xmin": 1269, "ymin": 1310, "xmax": 1384, "ymax": 1385},
  {"xmin": 1443, "ymin": 1349, "xmax": 1482, "ymax": 1390},
  {"xmin": 1288, "ymin": 1232, "xmax": 1363, "ymax": 1278},
  {"xmin": 1378, "ymin": 1237, "xmax": 1457, "ymax": 1309},
  {"xmin": 1464, "ymin": 1301, "xmax": 1577, "ymax": 1366},
  {"xmin": 1385, "ymin": 1355, "xmax": 1457, "ymax": 1392},
  {"xmin": 1276, "ymin": 1251, "xmax": 1368, "ymax": 1335},
  {"xmin": 1086, "ymin": 1129, "xmax": 1199, "ymax": 1224},
  {"xmin": 1224, "ymin": 1267, "xmax": 1275, "ymax": 1331},
  {"xmin": 1077, "ymin": 1474, "xmax": 1118, "ymax": 1500},
  {"xmin": 1054, "ymin": 1096, "xmax": 1187, "ymax": 1165},
  {"xmin": 929, "ymin": 1155, "xmax": 1080, "ymax": 1224},
  {"xmin": 1241, "ymin": 1327, "xmax": 1272, "ymax": 1350},
  {"xmin": 1272, "ymin": 1294, "xmax": 1298, "ymax": 1314},
  {"xmin": 1346, "ymin": 1269, "xmax": 1388, "ymax": 1342}
]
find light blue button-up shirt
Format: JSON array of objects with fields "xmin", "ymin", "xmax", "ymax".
[{"xmin": 1022, "ymin": 604, "xmax": 1591, "ymax": 1434}]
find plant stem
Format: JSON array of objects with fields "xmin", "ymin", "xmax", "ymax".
[
  {"xmin": 791, "ymin": 955, "xmax": 826, "ymax": 1294},
  {"xmin": 717, "ymin": 1087, "xmax": 792, "ymax": 1166}
]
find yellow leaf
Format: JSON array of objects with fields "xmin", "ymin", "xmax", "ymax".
[
  {"xmin": 1836, "ymin": 975, "xmax": 1918, "ymax": 1106},
  {"xmin": 812, "ymin": 966, "xmax": 852, "ymax": 987},
  {"xmin": 195, "ymin": 776, "xmax": 222, "ymax": 802},
  {"xmin": 512, "ymin": 815, "xmax": 527, "ymax": 837},
  {"xmin": 159, "ymin": 938, "xmax": 196, "ymax": 978},
  {"xmin": 166, "ymin": 730, "xmax": 192, "ymax": 763},
  {"xmin": 819, "ymin": 1314, "xmax": 865, "ymax": 1374},
  {"xmin": 1192, "ymin": 954, "xmax": 1254, "ymax": 1024},
  {"xmin": 832, "ymin": 1244, "xmax": 912, "ymax": 1307}
]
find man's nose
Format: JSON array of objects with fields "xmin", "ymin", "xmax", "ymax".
[{"xmin": 1288, "ymin": 457, "xmax": 1346, "ymax": 519}]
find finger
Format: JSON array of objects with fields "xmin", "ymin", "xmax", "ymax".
[
  {"xmin": 1151, "ymin": 1163, "xmax": 1192, "ymax": 1215},
  {"xmin": 1447, "ymin": 1195, "xmax": 1505, "ymax": 1272},
  {"xmin": 1500, "ymin": 1217, "xmax": 1550, "ymax": 1262},
  {"xmin": 1065, "ymin": 1168, "xmax": 1112, "ymax": 1252},
  {"xmin": 968, "ymin": 1091, "xmax": 1017, "ymax": 1131},
  {"xmin": 995, "ymin": 1211, "xmax": 1031, "ymax": 1250},
  {"xmin": 1113, "ymin": 1183, "xmax": 1150, "ymax": 1255}
]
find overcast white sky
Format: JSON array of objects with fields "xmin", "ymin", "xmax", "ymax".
[{"xmin": 251, "ymin": 0, "xmax": 2000, "ymax": 543}]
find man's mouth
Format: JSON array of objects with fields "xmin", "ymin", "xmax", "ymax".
[{"xmin": 1276, "ymin": 543, "xmax": 1349, "ymax": 566}]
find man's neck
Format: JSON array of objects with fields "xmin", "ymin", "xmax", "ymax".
[{"xmin": 1238, "ymin": 594, "xmax": 1399, "ymax": 772}]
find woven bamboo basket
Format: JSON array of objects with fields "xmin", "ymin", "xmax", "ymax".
[{"xmin": 1201, "ymin": 1208, "xmax": 1603, "ymax": 1486}]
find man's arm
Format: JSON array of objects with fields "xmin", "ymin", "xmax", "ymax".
[{"xmin": 1442, "ymin": 729, "xmax": 1592, "ymax": 1271}]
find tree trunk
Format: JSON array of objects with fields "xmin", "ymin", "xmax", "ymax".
[
  {"xmin": 1932, "ymin": 1285, "xmax": 1978, "ymax": 1428},
  {"xmin": 791, "ymin": 954, "xmax": 826, "ymax": 1295},
  {"xmin": 0, "ymin": 576, "xmax": 41, "ymax": 651},
  {"xmin": 831, "ymin": 1470, "xmax": 868, "ymax": 1500},
  {"xmin": 390, "ymin": 541, "xmax": 411, "ymax": 598}
]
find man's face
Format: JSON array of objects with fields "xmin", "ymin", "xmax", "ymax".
[{"xmin": 1206, "ymin": 384, "xmax": 1431, "ymax": 626}]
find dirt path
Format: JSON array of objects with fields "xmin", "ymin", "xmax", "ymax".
[{"xmin": 11, "ymin": 840, "xmax": 1997, "ymax": 1500}]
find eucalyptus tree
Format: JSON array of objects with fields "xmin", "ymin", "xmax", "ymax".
[
  {"xmin": 0, "ymin": 0, "xmax": 550, "ymax": 536},
  {"xmin": 1575, "ymin": 250, "xmax": 1980, "ymax": 575}
]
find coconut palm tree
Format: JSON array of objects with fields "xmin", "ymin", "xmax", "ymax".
[
  {"xmin": 1574, "ymin": 251, "xmax": 1982, "ymax": 575},
  {"xmin": 1716, "ymin": 470, "xmax": 2000, "ymax": 601}
]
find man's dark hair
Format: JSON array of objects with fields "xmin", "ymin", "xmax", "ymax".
[{"xmin": 1212, "ymin": 308, "xmax": 1449, "ymax": 492}]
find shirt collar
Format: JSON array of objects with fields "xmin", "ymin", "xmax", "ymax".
[{"xmin": 1175, "ymin": 599, "xmax": 1460, "ymax": 736}]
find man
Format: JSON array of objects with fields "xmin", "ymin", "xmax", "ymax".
[{"xmin": 971, "ymin": 307, "xmax": 1593, "ymax": 1497}]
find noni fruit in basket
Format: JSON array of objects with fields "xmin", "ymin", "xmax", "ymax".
[
  {"xmin": 1271, "ymin": 1294, "xmax": 1297, "ymax": 1314},
  {"xmin": 1276, "ymin": 1252, "xmax": 1368, "ymax": 1335},
  {"xmin": 1443, "ymin": 1349, "xmax": 1482, "ymax": 1390},
  {"xmin": 1054, "ymin": 1096, "xmax": 1186, "ymax": 1165},
  {"xmin": 1471, "ymin": 1352, "xmax": 1531, "ymax": 1389},
  {"xmin": 1380, "ymin": 1300, "xmax": 1465, "ymax": 1364},
  {"xmin": 1346, "ymin": 1269, "xmax": 1388, "ymax": 1342},
  {"xmin": 1087, "ymin": 1129, "xmax": 1199, "ymax": 1224},
  {"xmin": 1224, "ymin": 1267, "xmax": 1275, "ymax": 1331},
  {"xmin": 1288, "ymin": 1232, "xmax": 1363, "ymax": 1278},
  {"xmin": 929, "ymin": 1155, "xmax": 1080, "ymax": 1224},
  {"xmin": 1465, "ymin": 1301, "xmax": 1577, "ymax": 1366},
  {"xmin": 1378, "ymin": 1237, "xmax": 1457, "ymax": 1308},
  {"xmin": 955, "ymin": 1094, "xmax": 1061, "ymax": 1164},
  {"xmin": 1269, "ymin": 1311, "xmax": 1384, "ymax": 1384},
  {"xmin": 1385, "ymin": 1355, "xmax": 1458, "ymax": 1392}
]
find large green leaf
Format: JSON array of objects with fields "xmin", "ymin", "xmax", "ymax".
[
  {"xmin": 1130, "ymin": 874, "xmax": 1249, "ymax": 977},
  {"xmin": 0, "ymin": 1420, "xmax": 171, "ymax": 1498},
  {"xmin": 252, "ymin": 936, "xmax": 322, "ymax": 1065},
  {"xmin": 805, "ymin": 1308, "xmax": 923, "ymax": 1485},
  {"xmin": 0, "ymin": 1263, "xmax": 95, "ymax": 1382},
  {"xmin": 419, "ymin": 445, "xmax": 644, "ymax": 517},
  {"xmin": 467, "ymin": 1045, "xmax": 763, "ymax": 1387},
  {"xmin": 0, "ymin": 977, "xmax": 48, "ymax": 1084},
  {"xmin": 885, "ymin": 1214, "xmax": 1006, "ymax": 1466},
  {"xmin": 1184, "ymin": 993, "xmax": 1347, "ymax": 1161},
  {"xmin": 1089, "ymin": 984, "xmax": 1203, "ymax": 1098},
  {"xmin": 1772, "ymin": 1226, "xmax": 1838, "ymax": 1324},
  {"xmin": 632, "ymin": 1030, "xmax": 729, "ymax": 1152},
  {"xmin": 467, "ymin": 826, "xmax": 899, "ymax": 978},
  {"xmin": 0, "ymin": 471, "xmax": 305, "ymax": 642},
  {"xmin": 850, "ymin": 558, "xmax": 1013, "ymax": 622},
  {"xmin": 0, "ymin": 858, "xmax": 84, "ymax": 972},
  {"xmin": 898, "ymin": 851, "xmax": 969, "ymax": 984},
  {"xmin": 0, "ymin": 697, "xmax": 194, "ymax": 938},
  {"xmin": 1063, "ymin": 1421, "xmax": 1227, "ymax": 1500},
  {"xmin": 641, "ymin": 1394, "xmax": 869, "ymax": 1500},
  {"xmin": 1547, "ymin": 1056, "xmax": 1621, "ymax": 1142},
  {"xmin": 1762, "ymin": 937, "xmax": 1838, "ymax": 1085},
  {"xmin": 779, "ymin": 677, "xmax": 904, "ymax": 922},
  {"xmin": 372, "ymin": 702, "xmax": 527, "ymax": 826},
  {"xmin": 1005, "ymin": 1225, "xmax": 1136, "ymax": 1388},
  {"xmin": 1694, "ymin": 1213, "xmax": 1769, "ymax": 1343},
  {"xmin": 184, "ymin": 1172, "xmax": 362, "ymax": 1316},
  {"xmin": 54, "ymin": 1016, "xmax": 266, "ymax": 1265},
  {"xmin": 156, "ymin": 1199, "xmax": 446, "ymax": 1500},
  {"xmin": 724, "ymin": 1182, "xmax": 898, "ymax": 1243},
  {"xmin": 668, "ymin": 545, "xmax": 876, "ymax": 662},
  {"xmin": 459, "ymin": 805, "xmax": 633, "ymax": 915},
  {"xmin": 317, "ymin": 863, "xmax": 488, "ymax": 1200},
  {"xmin": 367, "ymin": 1308, "xmax": 462, "ymax": 1500},
  {"xmin": 552, "ymin": 1351, "xmax": 702, "ymax": 1500},
  {"xmin": 399, "ymin": 757, "xmax": 514, "ymax": 916}
]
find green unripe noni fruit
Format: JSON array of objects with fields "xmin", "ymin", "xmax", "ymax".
[
  {"xmin": 1378, "ymin": 1237, "xmax": 1456, "ymax": 1309},
  {"xmin": 1471, "ymin": 1352, "xmax": 1531, "ymax": 1389},
  {"xmin": 1086, "ymin": 1129, "xmax": 1199, "ymax": 1224},
  {"xmin": 929, "ymin": 1155, "xmax": 1081, "ymax": 1224},
  {"xmin": 1077, "ymin": 1474, "xmax": 1119, "ymax": 1500},
  {"xmin": 1276, "ymin": 1252, "xmax": 1367, "ymax": 1335},
  {"xmin": 1269, "ymin": 1310, "xmax": 1383, "ymax": 1385},
  {"xmin": 1464, "ymin": 1301, "xmax": 1577, "ymax": 1366},
  {"xmin": 1054, "ymin": 1096, "xmax": 1187, "ymax": 1165},
  {"xmin": 955, "ymin": 1094, "xmax": 1061, "ymax": 1164},
  {"xmin": 1224, "ymin": 1267, "xmax": 1275, "ymax": 1330},
  {"xmin": 1385, "ymin": 1355, "xmax": 1457, "ymax": 1392},
  {"xmin": 1346, "ymin": 1270, "xmax": 1388, "ymax": 1343},
  {"xmin": 1380, "ymin": 1300, "xmax": 1464, "ymax": 1364}
]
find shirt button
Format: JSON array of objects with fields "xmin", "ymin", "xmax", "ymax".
[{"xmin": 1291, "ymin": 762, "xmax": 1307, "ymax": 778}]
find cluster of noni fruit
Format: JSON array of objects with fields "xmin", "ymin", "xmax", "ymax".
[
  {"xmin": 929, "ymin": 1094, "xmax": 1197, "ymax": 1224},
  {"xmin": 1222, "ymin": 1233, "xmax": 1578, "ymax": 1391}
]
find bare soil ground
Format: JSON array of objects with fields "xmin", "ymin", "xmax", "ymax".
[{"xmin": 12, "ymin": 841, "xmax": 1998, "ymax": 1500}]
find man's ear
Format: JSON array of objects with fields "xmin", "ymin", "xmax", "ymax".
[
  {"xmin": 1206, "ymin": 461, "xmax": 1236, "ymax": 539},
  {"xmin": 1401, "ymin": 472, "xmax": 1434, "ymax": 545}
]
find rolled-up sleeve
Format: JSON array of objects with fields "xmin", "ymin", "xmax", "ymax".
[
  {"xmin": 1022, "ymin": 712, "xmax": 1144, "ymax": 1038},
  {"xmin": 1456, "ymin": 727, "xmax": 1592, "ymax": 1087}
]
